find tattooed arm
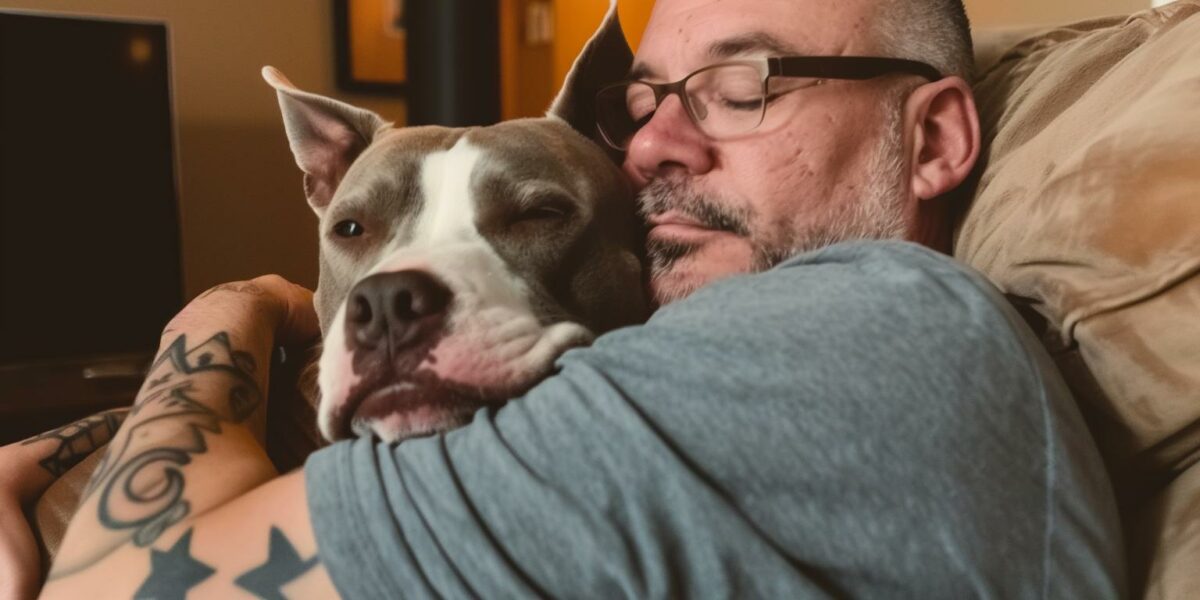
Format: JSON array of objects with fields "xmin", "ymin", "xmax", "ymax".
[
  {"xmin": 0, "ymin": 409, "xmax": 128, "ymax": 599},
  {"xmin": 39, "ymin": 275, "xmax": 339, "ymax": 599}
]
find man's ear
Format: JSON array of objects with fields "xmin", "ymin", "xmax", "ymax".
[
  {"xmin": 906, "ymin": 76, "xmax": 981, "ymax": 202},
  {"xmin": 262, "ymin": 66, "xmax": 390, "ymax": 214},
  {"xmin": 546, "ymin": 0, "xmax": 633, "ymax": 149}
]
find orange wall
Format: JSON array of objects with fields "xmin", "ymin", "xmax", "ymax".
[{"xmin": 619, "ymin": 0, "xmax": 656, "ymax": 50}]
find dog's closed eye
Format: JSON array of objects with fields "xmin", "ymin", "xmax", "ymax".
[
  {"xmin": 512, "ymin": 192, "xmax": 575, "ymax": 225},
  {"xmin": 517, "ymin": 204, "xmax": 571, "ymax": 221}
]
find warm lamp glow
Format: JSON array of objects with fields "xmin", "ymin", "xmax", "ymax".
[{"xmin": 128, "ymin": 36, "xmax": 153, "ymax": 65}]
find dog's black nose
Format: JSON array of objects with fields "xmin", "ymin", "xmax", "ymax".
[{"xmin": 345, "ymin": 270, "xmax": 451, "ymax": 352}]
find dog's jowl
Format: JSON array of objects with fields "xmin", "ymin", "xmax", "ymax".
[{"xmin": 264, "ymin": 67, "xmax": 647, "ymax": 443}]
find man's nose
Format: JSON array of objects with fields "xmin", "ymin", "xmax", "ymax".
[
  {"xmin": 344, "ymin": 270, "xmax": 452, "ymax": 353},
  {"xmin": 622, "ymin": 94, "xmax": 715, "ymax": 188}
]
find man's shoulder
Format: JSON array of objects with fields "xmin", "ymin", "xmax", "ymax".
[
  {"xmin": 652, "ymin": 240, "xmax": 1014, "ymax": 337},
  {"xmin": 765, "ymin": 239, "xmax": 994, "ymax": 303},
  {"xmin": 778, "ymin": 238, "xmax": 969, "ymax": 276},
  {"xmin": 585, "ymin": 240, "xmax": 1045, "ymax": 398}
]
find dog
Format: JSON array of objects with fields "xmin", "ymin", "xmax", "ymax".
[{"xmin": 263, "ymin": 2, "xmax": 645, "ymax": 443}]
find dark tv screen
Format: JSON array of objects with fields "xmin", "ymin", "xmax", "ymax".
[{"xmin": 0, "ymin": 12, "xmax": 182, "ymax": 365}]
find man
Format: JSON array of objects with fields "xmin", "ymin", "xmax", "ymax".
[{"xmin": 27, "ymin": 0, "xmax": 1126, "ymax": 597}]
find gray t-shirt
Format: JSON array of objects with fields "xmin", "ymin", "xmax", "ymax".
[{"xmin": 305, "ymin": 241, "xmax": 1126, "ymax": 598}]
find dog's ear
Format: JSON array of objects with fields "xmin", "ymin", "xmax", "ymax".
[
  {"xmin": 262, "ymin": 66, "xmax": 390, "ymax": 213},
  {"xmin": 546, "ymin": 0, "xmax": 633, "ymax": 149}
]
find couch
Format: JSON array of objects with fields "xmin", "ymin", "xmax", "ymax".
[{"xmin": 963, "ymin": 1, "xmax": 1200, "ymax": 596}]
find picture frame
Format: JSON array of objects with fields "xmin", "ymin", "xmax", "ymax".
[{"xmin": 333, "ymin": 0, "xmax": 406, "ymax": 94}]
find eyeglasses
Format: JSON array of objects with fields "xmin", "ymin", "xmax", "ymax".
[{"xmin": 595, "ymin": 56, "xmax": 943, "ymax": 150}]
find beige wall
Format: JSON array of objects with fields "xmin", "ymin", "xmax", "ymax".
[{"xmin": 1, "ymin": 0, "xmax": 407, "ymax": 297}]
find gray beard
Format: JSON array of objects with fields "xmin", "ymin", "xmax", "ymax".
[
  {"xmin": 638, "ymin": 104, "xmax": 908, "ymax": 301},
  {"xmin": 637, "ymin": 177, "xmax": 751, "ymax": 290}
]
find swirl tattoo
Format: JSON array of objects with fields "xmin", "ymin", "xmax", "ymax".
[{"xmin": 50, "ymin": 332, "xmax": 261, "ymax": 579}]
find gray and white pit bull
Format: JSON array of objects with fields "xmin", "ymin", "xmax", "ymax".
[{"xmin": 264, "ymin": 2, "xmax": 645, "ymax": 443}]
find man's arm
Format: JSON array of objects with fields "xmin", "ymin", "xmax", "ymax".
[
  {"xmin": 5, "ymin": 408, "xmax": 129, "ymax": 483},
  {"xmin": 0, "ymin": 409, "xmax": 128, "ymax": 599},
  {"xmin": 42, "ymin": 471, "xmax": 335, "ymax": 599},
  {"xmin": 39, "ymin": 276, "xmax": 337, "ymax": 599}
]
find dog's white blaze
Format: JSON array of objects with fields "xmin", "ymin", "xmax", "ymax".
[
  {"xmin": 404, "ymin": 138, "xmax": 556, "ymax": 357},
  {"xmin": 418, "ymin": 138, "xmax": 482, "ymax": 244},
  {"xmin": 368, "ymin": 137, "xmax": 531, "ymax": 311}
]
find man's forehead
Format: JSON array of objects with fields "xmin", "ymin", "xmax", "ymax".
[
  {"xmin": 629, "ymin": 30, "xmax": 809, "ymax": 80},
  {"xmin": 631, "ymin": 0, "xmax": 878, "ymax": 80}
]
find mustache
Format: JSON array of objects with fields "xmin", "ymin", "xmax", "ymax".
[{"xmin": 637, "ymin": 177, "xmax": 751, "ymax": 237}]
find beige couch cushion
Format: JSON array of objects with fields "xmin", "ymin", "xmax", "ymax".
[
  {"xmin": 962, "ymin": 2, "xmax": 1200, "ymax": 596},
  {"xmin": 1134, "ymin": 463, "xmax": 1200, "ymax": 599}
]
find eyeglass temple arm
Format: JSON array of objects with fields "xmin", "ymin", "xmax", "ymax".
[{"xmin": 771, "ymin": 56, "xmax": 943, "ymax": 81}]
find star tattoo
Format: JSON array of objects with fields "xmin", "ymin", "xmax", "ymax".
[
  {"xmin": 134, "ymin": 528, "xmax": 215, "ymax": 600},
  {"xmin": 234, "ymin": 526, "xmax": 320, "ymax": 600}
]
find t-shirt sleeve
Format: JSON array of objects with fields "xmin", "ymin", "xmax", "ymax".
[{"xmin": 304, "ymin": 241, "xmax": 1125, "ymax": 599}]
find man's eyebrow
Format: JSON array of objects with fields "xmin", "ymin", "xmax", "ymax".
[
  {"xmin": 627, "ymin": 61, "xmax": 659, "ymax": 81},
  {"xmin": 707, "ymin": 32, "xmax": 804, "ymax": 60}
]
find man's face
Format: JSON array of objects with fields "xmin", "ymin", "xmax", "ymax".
[{"xmin": 625, "ymin": 0, "xmax": 913, "ymax": 304}]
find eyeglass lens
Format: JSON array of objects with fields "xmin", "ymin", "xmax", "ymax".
[{"xmin": 597, "ymin": 63, "xmax": 768, "ymax": 150}]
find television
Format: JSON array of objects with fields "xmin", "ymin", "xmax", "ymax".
[{"xmin": 0, "ymin": 11, "xmax": 182, "ymax": 367}]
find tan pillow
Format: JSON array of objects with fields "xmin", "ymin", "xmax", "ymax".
[{"xmin": 961, "ymin": 2, "xmax": 1200, "ymax": 596}]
